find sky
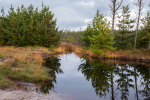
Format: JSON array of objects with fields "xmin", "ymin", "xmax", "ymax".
[{"xmin": 0, "ymin": 0, "xmax": 150, "ymax": 31}]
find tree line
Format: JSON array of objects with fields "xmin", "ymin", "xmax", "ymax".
[
  {"xmin": 0, "ymin": 3, "xmax": 61, "ymax": 47},
  {"xmin": 62, "ymin": 0, "xmax": 150, "ymax": 54},
  {"xmin": 0, "ymin": 1, "xmax": 149, "ymax": 54}
]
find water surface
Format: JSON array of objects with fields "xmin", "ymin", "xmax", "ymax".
[{"xmin": 37, "ymin": 52, "xmax": 150, "ymax": 100}]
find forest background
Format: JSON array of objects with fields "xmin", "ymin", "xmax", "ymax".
[{"xmin": 0, "ymin": 0, "xmax": 150, "ymax": 54}]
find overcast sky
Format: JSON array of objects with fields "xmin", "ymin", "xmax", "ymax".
[{"xmin": 0, "ymin": 0, "xmax": 150, "ymax": 31}]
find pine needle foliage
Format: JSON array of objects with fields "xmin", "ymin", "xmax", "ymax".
[
  {"xmin": 138, "ymin": 10, "xmax": 150, "ymax": 49},
  {"xmin": 114, "ymin": 5, "xmax": 135, "ymax": 49},
  {"xmin": 0, "ymin": 3, "xmax": 61, "ymax": 47},
  {"xmin": 80, "ymin": 10, "xmax": 115, "ymax": 54},
  {"xmin": 79, "ymin": 25, "xmax": 93, "ymax": 47}
]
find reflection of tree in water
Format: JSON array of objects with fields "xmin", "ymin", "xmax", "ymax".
[
  {"xmin": 78, "ymin": 59, "xmax": 115, "ymax": 98},
  {"xmin": 136, "ymin": 64, "xmax": 150, "ymax": 100},
  {"xmin": 115, "ymin": 64, "xmax": 134, "ymax": 100},
  {"xmin": 78, "ymin": 57, "xmax": 150, "ymax": 100},
  {"xmin": 133, "ymin": 64, "xmax": 140, "ymax": 100},
  {"xmin": 36, "ymin": 56, "xmax": 63, "ymax": 94}
]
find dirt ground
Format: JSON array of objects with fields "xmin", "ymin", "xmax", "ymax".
[{"xmin": 0, "ymin": 82, "xmax": 63, "ymax": 100}]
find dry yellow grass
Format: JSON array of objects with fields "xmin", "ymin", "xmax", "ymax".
[
  {"xmin": 54, "ymin": 42, "xmax": 74, "ymax": 53},
  {"xmin": 53, "ymin": 42, "xmax": 98, "ymax": 58},
  {"xmin": 53, "ymin": 43, "xmax": 150, "ymax": 62},
  {"xmin": 0, "ymin": 46, "xmax": 51, "ymax": 64},
  {"xmin": 103, "ymin": 49, "xmax": 150, "ymax": 60},
  {"xmin": 0, "ymin": 46, "xmax": 53, "ymax": 87},
  {"xmin": 1, "ymin": 44, "xmax": 148, "ymax": 62}
]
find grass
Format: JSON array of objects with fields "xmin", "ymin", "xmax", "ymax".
[
  {"xmin": 54, "ymin": 42, "xmax": 97, "ymax": 57},
  {"xmin": 0, "ymin": 67, "xmax": 13, "ymax": 88},
  {"xmin": 0, "ymin": 46, "xmax": 53, "ymax": 88},
  {"xmin": 54, "ymin": 42, "xmax": 74, "ymax": 53},
  {"xmin": 54, "ymin": 43, "xmax": 150, "ymax": 62},
  {"xmin": 103, "ymin": 49, "xmax": 150, "ymax": 60},
  {"xmin": 0, "ymin": 43, "xmax": 150, "ymax": 88}
]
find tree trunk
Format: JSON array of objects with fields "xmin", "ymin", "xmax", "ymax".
[
  {"xmin": 134, "ymin": 21, "xmax": 139, "ymax": 52},
  {"xmin": 112, "ymin": 13, "xmax": 115, "ymax": 33},
  {"xmin": 111, "ymin": 72, "xmax": 115, "ymax": 100},
  {"xmin": 111, "ymin": 9, "xmax": 115, "ymax": 47},
  {"xmin": 148, "ymin": 40, "xmax": 150, "ymax": 49},
  {"xmin": 110, "ymin": 0, "xmax": 123, "ymax": 33},
  {"xmin": 134, "ymin": 0, "xmax": 143, "ymax": 52},
  {"xmin": 134, "ymin": 64, "xmax": 139, "ymax": 100},
  {"xmin": 111, "ymin": 1, "xmax": 116, "ymax": 33},
  {"xmin": 110, "ymin": 0, "xmax": 123, "ymax": 47}
]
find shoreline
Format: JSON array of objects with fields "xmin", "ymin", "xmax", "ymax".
[
  {"xmin": 0, "ymin": 81, "xmax": 60, "ymax": 100},
  {"xmin": 0, "ymin": 43, "xmax": 150, "ymax": 88},
  {"xmin": 55, "ymin": 42, "xmax": 150, "ymax": 64},
  {"xmin": 1, "ymin": 43, "xmax": 150, "ymax": 100}
]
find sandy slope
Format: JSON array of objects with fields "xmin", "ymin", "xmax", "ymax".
[{"xmin": 0, "ymin": 82, "xmax": 62, "ymax": 100}]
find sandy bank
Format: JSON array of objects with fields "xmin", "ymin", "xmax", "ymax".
[{"xmin": 0, "ymin": 82, "xmax": 62, "ymax": 100}]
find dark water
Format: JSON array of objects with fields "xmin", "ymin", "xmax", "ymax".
[{"xmin": 37, "ymin": 52, "xmax": 150, "ymax": 100}]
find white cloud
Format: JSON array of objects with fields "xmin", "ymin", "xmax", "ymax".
[
  {"xmin": 77, "ymin": 1, "xmax": 95, "ymax": 7},
  {"xmin": 0, "ymin": 0, "xmax": 150, "ymax": 31},
  {"xmin": 83, "ymin": 18, "xmax": 92, "ymax": 23}
]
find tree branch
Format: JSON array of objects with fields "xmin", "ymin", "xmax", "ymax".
[{"xmin": 116, "ymin": 0, "xmax": 123, "ymax": 11}]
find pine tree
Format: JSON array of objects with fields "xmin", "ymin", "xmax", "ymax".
[
  {"xmin": 0, "ymin": 3, "xmax": 61, "ymax": 47},
  {"xmin": 79, "ymin": 25, "xmax": 93, "ymax": 47},
  {"xmin": 139, "ymin": 11, "xmax": 150, "ymax": 49},
  {"xmin": 79, "ymin": 10, "xmax": 115, "ymax": 54},
  {"xmin": 115, "ymin": 4, "xmax": 135, "ymax": 49},
  {"xmin": 0, "ymin": 7, "xmax": 7, "ymax": 45},
  {"xmin": 109, "ymin": 0, "xmax": 123, "ymax": 33},
  {"xmin": 133, "ymin": 0, "xmax": 144, "ymax": 52},
  {"xmin": 89, "ymin": 10, "xmax": 115, "ymax": 54}
]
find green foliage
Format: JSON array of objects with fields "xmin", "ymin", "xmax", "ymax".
[
  {"xmin": 80, "ymin": 10, "xmax": 115, "ymax": 54},
  {"xmin": 138, "ymin": 10, "xmax": 150, "ymax": 48},
  {"xmin": 114, "ymin": 5, "xmax": 135, "ymax": 49},
  {"xmin": 61, "ymin": 29, "xmax": 82, "ymax": 45},
  {"xmin": 115, "ymin": 64, "xmax": 134, "ymax": 99},
  {"xmin": 79, "ymin": 25, "xmax": 93, "ymax": 47},
  {"xmin": 137, "ymin": 30, "xmax": 149, "ymax": 48},
  {"xmin": 0, "ymin": 3, "xmax": 61, "ymax": 47}
]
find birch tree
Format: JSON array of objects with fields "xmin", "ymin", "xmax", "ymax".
[
  {"xmin": 109, "ymin": 0, "xmax": 123, "ymax": 33},
  {"xmin": 133, "ymin": 0, "xmax": 144, "ymax": 52}
]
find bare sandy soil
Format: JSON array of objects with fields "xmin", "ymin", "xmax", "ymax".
[{"xmin": 0, "ymin": 82, "xmax": 63, "ymax": 100}]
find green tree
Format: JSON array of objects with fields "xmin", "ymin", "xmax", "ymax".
[
  {"xmin": 137, "ymin": 30, "xmax": 149, "ymax": 48},
  {"xmin": 61, "ymin": 29, "xmax": 82, "ymax": 45},
  {"xmin": 133, "ymin": 0, "xmax": 144, "ymax": 52},
  {"xmin": 115, "ymin": 64, "xmax": 134, "ymax": 100},
  {"xmin": 90, "ymin": 10, "xmax": 115, "ymax": 54},
  {"xmin": 79, "ymin": 25, "xmax": 93, "ymax": 47},
  {"xmin": 80, "ymin": 10, "xmax": 115, "ymax": 54},
  {"xmin": 0, "ymin": 3, "xmax": 61, "ymax": 47},
  {"xmin": 78, "ymin": 59, "xmax": 115, "ymax": 98},
  {"xmin": 115, "ymin": 5, "xmax": 135, "ymax": 49},
  {"xmin": 0, "ymin": 7, "xmax": 8, "ymax": 45},
  {"xmin": 140, "ymin": 9, "xmax": 150, "ymax": 49}
]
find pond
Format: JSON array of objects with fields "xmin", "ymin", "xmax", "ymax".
[{"xmin": 36, "ymin": 52, "xmax": 150, "ymax": 100}]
